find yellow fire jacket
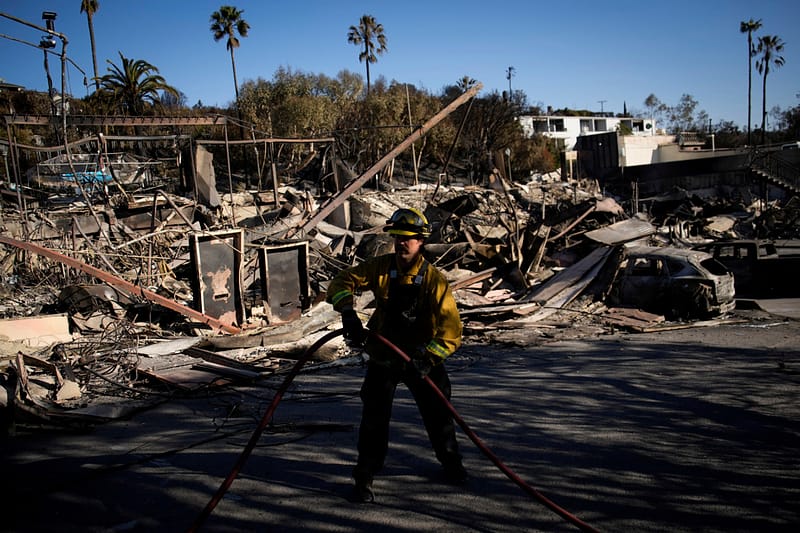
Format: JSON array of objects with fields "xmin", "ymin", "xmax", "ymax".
[{"xmin": 327, "ymin": 253, "xmax": 462, "ymax": 367}]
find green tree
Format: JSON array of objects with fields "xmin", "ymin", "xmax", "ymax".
[
  {"xmin": 644, "ymin": 93, "xmax": 667, "ymax": 130},
  {"xmin": 369, "ymin": 80, "xmax": 447, "ymax": 165},
  {"xmin": 238, "ymin": 68, "xmax": 362, "ymax": 139},
  {"xmin": 459, "ymin": 90, "xmax": 525, "ymax": 179},
  {"xmin": 755, "ymin": 34, "xmax": 786, "ymax": 143},
  {"xmin": 210, "ymin": 5, "xmax": 250, "ymax": 106},
  {"xmin": 784, "ymin": 101, "xmax": 800, "ymax": 140},
  {"xmin": 713, "ymin": 120, "xmax": 745, "ymax": 148},
  {"xmin": 663, "ymin": 94, "xmax": 708, "ymax": 134},
  {"xmin": 740, "ymin": 18, "xmax": 762, "ymax": 144},
  {"xmin": 96, "ymin": 52, "xmax": 178, "ymax": 115},
  {"xmin": 768, "ymin": 105, "xmax": 788, "ymax": 138},
  {"xmin": 347, "ymin": 14, "xmax": 387, "ymax": 98},
  {"xmin": 160, "ymin": 90, "xmax": 187, "ymax": 110},
  {"xmin": 80, "ymin": 0, "xmax": 100, "ymax": 92}
]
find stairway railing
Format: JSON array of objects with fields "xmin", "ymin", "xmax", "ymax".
[{"xmin": 750, "ymin": 149, "xmax": 800, "ymax": 192}]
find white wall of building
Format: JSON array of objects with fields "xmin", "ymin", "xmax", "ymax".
[
  {"xmin": 518, "ymin": 114, "xmax": 656, "ymax": 151},
  {"xmin": 619, "ymin": 135, "xmax": 675, "ymax": 166},
  {"xmin": 618, "ymin": 134, "xmax": 742, "ymax": 166}
]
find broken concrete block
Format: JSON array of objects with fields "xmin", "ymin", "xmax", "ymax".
[
  {"xmin": 0, "ymin": 314, "xmax": 72, "ymax": 347},
  {"xmin": 56, "ymin": 379, "xmax": 82, "ymax": 402}
]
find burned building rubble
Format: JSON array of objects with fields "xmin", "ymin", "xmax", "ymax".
[{"xmin": 1, "ymin": 106, "xmax": 798, "ymax": 429}]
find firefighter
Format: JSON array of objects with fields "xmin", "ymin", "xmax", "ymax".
[{"xmin": 327, "ymin": 207, "xmax": 467, "ymax": 503}]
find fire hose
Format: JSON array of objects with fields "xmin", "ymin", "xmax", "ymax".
[{"xmin": 187, "ymin": 329, "xmax": 598, "ymax": 533}]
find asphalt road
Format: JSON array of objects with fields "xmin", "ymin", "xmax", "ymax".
[{"xmin": 3, "ymin": 308, "xmax": 799, "ymax": 532}]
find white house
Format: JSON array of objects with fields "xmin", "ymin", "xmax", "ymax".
[{"xmin": 518, "ymin": 114, "xmax": 656, "ymax": 151}]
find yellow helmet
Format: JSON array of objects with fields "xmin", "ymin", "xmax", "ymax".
[{"xmin": 385, "ymin": 208, "xmax": 431, "ymax": 238}]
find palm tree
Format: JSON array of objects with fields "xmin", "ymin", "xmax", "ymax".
[
  {"xmin": 210, "ymin": 6, "xmax": 250, "ymax": 106},
  {"xmin": 755, "ymin": 35, "xmax": 786, "ymax": 144},
  {"xmin": 739, "ymin": 18, "xmax": 762, "ymax": 145},
  {"xmin": 347, "ymin": 14, "xmax": 387, "ymax": 98},
  {"xmin": 456, "ymin": 75, "xmax": 477, "ymax": 91},
  {"xmin": 97, "ymin": 52, "xmax": 178, "ymax": 115},
  {"xmin": 80, "ymin": 0, "xmax": 101, "ymax": 92}
]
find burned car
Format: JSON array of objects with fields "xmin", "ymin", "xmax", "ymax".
[{"xmin": 610, "ymin": 246, "xmax": 736, "ymax": 319}]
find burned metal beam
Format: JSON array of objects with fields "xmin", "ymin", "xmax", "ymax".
[
  {"xmin": 3, "ymin": 114, "xmax": 229, "ymax": 127},
  {"xmin": 197, "ymin": 137, "xmax": 335, "ymax": 145},
  {"xmin": 0, "ymin": 235, "xmax": 241, "ymax": 334}
]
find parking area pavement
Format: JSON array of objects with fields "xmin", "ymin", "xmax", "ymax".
[
  {"xmin": 3, "ymin": 310, "xmax": 799, "ymax": 532},
  {"xmin": 752, "ymin": 298, "xmax": 800, "ymax": 320}
]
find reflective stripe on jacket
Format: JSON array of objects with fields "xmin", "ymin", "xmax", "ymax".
[{"xmin": 326, "ymin": 253, "xmax": 462, "ymax": 366}]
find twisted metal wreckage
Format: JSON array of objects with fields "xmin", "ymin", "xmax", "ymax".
[{"xmin": 0, "ymin": 81, "xmax": 776, "ymax": 428}]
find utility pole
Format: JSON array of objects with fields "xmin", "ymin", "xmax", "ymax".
[
  {"xmin": 506, "ymin": 66, "xmax": 515, "ymax": 96},
  {"xmin": 598, "ymin": 100, "xmax": 606, "ymax": 115},
  {"xmin": 40, "ymin": 12, "xmax": 58, "ymax": 127}
]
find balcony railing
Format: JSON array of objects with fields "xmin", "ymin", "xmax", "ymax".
[{"xmin": 750, "ymin": 149, "xmax": 800, "ymax": 193}]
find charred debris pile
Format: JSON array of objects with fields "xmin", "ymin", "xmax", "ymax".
[{"xmin": 1, "ymin": 128, "xmax": 797, "ymax": 429}]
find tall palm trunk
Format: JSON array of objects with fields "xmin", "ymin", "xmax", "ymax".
[
  {"xmin": 365, "ymin": 46, "xmax": 371, "ymax": 97},
  {"xmin": 746, "ymin": 32, "xmax": 753, "ymax": 145},
  {"xmin": 229, "ymin": 44, "xmax": 247, "ymax": 186},
  {"xmin": 209, "ymin": 4, "xmax": 249, "ymax": 182},
  {"xmin": 760, "ymin": 70, "xmax": 768, "ymax": 144},
  {"xmin": 755, "ymin": 35, "xmax": 786, "ymax": 145},
  {"xmin": 87, "ymin": 14, "xmax": 99, "ymax": 91},
  {"xmin": 740, "ymin": 19, "xmax": 762, "ymax": 145},
  {"xmin": 229, "ymin": 48, "xmax": 240, "ymax": 104}
]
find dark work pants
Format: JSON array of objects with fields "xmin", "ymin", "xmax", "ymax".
[{"xmin": 353, "ymin": 361, "xmax": 462, "ymax": 482}]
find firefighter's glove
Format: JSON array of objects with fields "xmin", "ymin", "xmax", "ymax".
[
  {"xmin": 341, "ymin": 308, "xmax": 366, "ymax": 346},
  {"xmin": 412, "ymin": 349, "xmax": 435, "ymax": 378}
]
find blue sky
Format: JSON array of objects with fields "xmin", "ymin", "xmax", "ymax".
[{"xmin": 1, "ymin": 0, "xmax": 798, "ymax": 130}]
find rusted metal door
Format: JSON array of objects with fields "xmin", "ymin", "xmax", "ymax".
[
  {"xmin": 189, "ymin": 229, "xmax": 245, "ymax": 327},
  {"xmin": 257, "ymin": 241, "xmax": 310, "ymax": 323}
]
